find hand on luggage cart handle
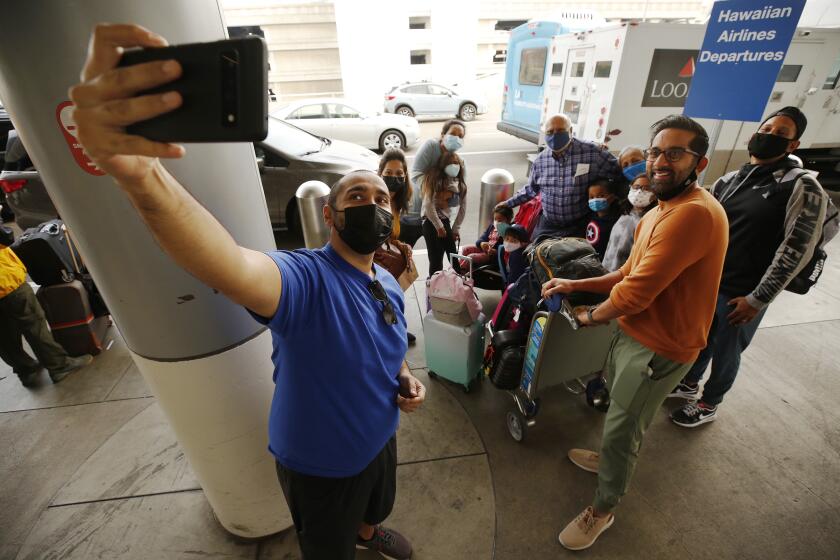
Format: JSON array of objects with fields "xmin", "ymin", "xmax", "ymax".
[{"xmin": 537, "ymin": 294, "xmax": 580, "ymax": 330}]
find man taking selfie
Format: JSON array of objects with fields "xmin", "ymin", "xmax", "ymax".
[{"xmin": 70, "ymin": 23, "xmax": 423, "ymax": 560}]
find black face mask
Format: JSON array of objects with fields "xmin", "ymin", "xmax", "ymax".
[
  {"xmin": 748, "ymin": 132, "xmax": 792, "ymax": 160},
  {"xmin": 382, "ymin": 175, "xmax": 406, "ymax": 194},
  {"xmin": 332, "ymin": 203, "xmax": 393, "ymax": 254}
]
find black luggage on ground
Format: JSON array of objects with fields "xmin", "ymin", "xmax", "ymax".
[
  {"xmin": 485, "ymin": 329, "xmax": 527, "ymax": 390},
  {"xmin": 37, "ymin": 279, "xmax": 110, "ymax": 356},
  {"xmin": 11, "ymin": 219, "xmax": 77, "ymax": 286}
]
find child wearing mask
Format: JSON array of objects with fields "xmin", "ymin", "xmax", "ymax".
[
  {"xmin": 459, "ymin": 206, "xmax": 513, "ymax": 268},
  {"xmin": 585, "ymin": 178, "xmax": 624, "ymax": 260},
  {"xmin": 421, "ymin": 152, "xmax": 468, "ymax": 276},
  {"xmin": 602, "ymin": 174, "xmax": 657, "ymax": 271},
  {"xmin": 501, "ymin": 224, "xmax": 530, "ymax": 283}
]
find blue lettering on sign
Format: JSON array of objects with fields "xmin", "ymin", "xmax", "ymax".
[
  {"xmin": 684, "ymin": 0, "xmax": 805, "ymax": 122},
  {"xmin": 521, "ymin": 317, "xmax": 545, "ymax": 394}
]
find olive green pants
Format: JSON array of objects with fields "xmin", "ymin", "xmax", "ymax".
[
  {"xmin": 593, "ymin": 329, "xmax": 691, "ymax": 513},
  {"xmin": 0, "ymin": 282, "xmax": 68, "ymax": 376}
]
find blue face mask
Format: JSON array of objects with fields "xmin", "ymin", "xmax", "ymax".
[
  {"xmin": 546, "ymin": 131, "xmax": 571, "ymax": 151},
  {"xmin": 494, "ymin": 221, "xmax": 510, "ymax": 237},
  {"xmin": 589, "ymin": 198, "xmax": 610, "ymax": 212},
  {"xmin": 444, "ymin": 163, "xmax": 460, "ymax": 177},
  {"xmin": 443, "ymin": 134, "xmax": 464, "ymax": 152},
  {"xmin": 623, "ymin": 160, "xmax": 647, "ymax": 181}
]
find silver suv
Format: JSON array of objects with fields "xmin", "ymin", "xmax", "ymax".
[{"xmin": 384, "ymin": 82, "xmax": 487, "ymax": 121}]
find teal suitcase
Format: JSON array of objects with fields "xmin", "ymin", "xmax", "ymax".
[{"xmin": 423, "ymin": 310, "xmax": 485, "ymax": 392}]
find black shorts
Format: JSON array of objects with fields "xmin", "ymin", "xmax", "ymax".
[{"xmin": 275, "ymin": 436, "xmax": 397, "ymax": 560}]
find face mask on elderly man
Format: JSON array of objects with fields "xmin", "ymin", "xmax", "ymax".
[{"xmin": 546, "ymin": 131, "xmax": 571, "ymax": 151}]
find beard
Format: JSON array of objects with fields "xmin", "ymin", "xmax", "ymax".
[{"xmin": 649, "ymin": 167, "xmax": 692, "ymax": 200}]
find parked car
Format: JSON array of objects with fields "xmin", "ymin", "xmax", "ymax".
[
  {"xmin": 384, "ymin": 82, "xmax": 488, "ymax": 121},
  {"xmin": 0, "ymin": 117, "xmax": 381, "ymax": 234},
  {"xmin": 272, "ymin": 98, "xmax": 419, "ymax": 152}
]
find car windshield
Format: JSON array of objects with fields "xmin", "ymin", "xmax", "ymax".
[{"xmin": 264, "ymin": 116, "xmax": 324, "ymax": 156}]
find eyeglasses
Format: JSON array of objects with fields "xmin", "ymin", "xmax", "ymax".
[
  {"xmin": 368, "ymin": 280, "xmax": 398, "ymax": 325},
  {"xmin": 643, "ymin": 147, "xmax": 701, "ymax": 162}
]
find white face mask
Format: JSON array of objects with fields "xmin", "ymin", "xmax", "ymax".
[
  {"xmin": 628, "ymin": 188, "xmax": 655, "ymax": 208},
  {"xmin": 503, "ymin": 241, "xmax": 520, "ymax": 253}
]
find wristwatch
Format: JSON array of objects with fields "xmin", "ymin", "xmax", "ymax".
[{"xmin": 586, "ymin": 306, "xmax": 598, "ymax": 324}]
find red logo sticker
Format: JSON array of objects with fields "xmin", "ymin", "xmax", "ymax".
[
  {"xmin": 678, "ymin": 57, "xmax": 696, "ymax": 78},
  {"xmin": 56, "ymin": 101, "xmax": 105, "ymax": 176}
]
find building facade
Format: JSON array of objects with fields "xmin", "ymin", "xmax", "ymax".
[{"xmin": 222, "ymin": 0, "xmax": 712, "ymax": 106}]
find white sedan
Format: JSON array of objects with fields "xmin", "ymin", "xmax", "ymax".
[{"xmin": 271, "ymin": 98, "xmax": 420, "ymax": 152}]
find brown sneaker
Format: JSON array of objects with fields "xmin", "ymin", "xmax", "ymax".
[
  {"xmin": 568, "ymin": 449, "xmax": 599, "ymax": 473},
  {"xmin": 558, "ymin": 506, "xmax": 614, "ymax": 550},
  {"xmin": 356, "ymin": 525, "xmax": 412, "ymax": 560}
]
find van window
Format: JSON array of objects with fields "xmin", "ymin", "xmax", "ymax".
[
  {"xmin": 594, "ymin": 61, "xmax": 612, "ymax": 78},
  {"xmin": 571, "ymin": 62, "xmax": 585, "ymax": 78},
  {"xmin": 776, "ymin": 65, "xmax": 802, "ymax": 83},
  {"xmin": 519, "ymin": 47, "xmax": 548, "ymax": 86},
  {"xmin": 563, "ymin": 100, "xmax": 581, "ymax": 124},
  {"xmin": 552, "ymin": 63, "xmax": 564, "ymax": 76}
]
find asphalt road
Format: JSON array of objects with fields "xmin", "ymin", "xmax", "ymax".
[{"xmin": 274, "ymin": 112, "xmax": 538, "ymax": 251}]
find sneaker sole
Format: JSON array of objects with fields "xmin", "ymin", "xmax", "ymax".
[
  {"xmin": 558, "ymin": 514, "xmax": 615, "ymax": 550},
  {"xmin": 354, "ymin": 545, "xmax": 411, "ymax": 560},
  {"xmin": 568, "ymin": 455, "xmax": 599, "ymax": 474},
  {"xmin": 672, "ymin": 414, "xmax": 717, "ymax": 428},
  {"xmin": 666, "ymin": 391, "xmax": 699, "ymax": 400}
]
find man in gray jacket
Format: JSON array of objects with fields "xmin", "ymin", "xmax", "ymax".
[{"xmin": 669, "ymin": 106, "xmax": 833, "ymax": 427}]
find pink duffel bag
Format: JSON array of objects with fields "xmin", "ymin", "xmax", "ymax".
[{"xmin": 427, "ymin": 254, "xmax": 483, "ymax": 326}]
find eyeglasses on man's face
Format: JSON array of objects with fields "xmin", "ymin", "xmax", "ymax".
[
  {"xmin": 368, "ymin": 280, "xmax": 397, "ymax": 326},
  {"xmin": 643, "ymin": 147, "xmax": 701, "ymax": 163}
]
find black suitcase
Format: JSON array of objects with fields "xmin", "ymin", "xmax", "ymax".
[
  {"xmin": 485, "ymin": 329, "xmax": 527, "ymax": 391},
  {"xmin": 11, "ymin": 219, "xmax": 78, "ymax": 286},
  {"xmin": 37, "ymin": 280, "xmax": 110, "ymax": 356}
]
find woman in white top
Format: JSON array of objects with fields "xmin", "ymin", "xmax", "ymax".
[{"xmin": 420, "ymin": 151, "xmax": 468, "ymax": 276}]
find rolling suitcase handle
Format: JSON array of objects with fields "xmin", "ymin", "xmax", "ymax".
[
  {"xmin": 449, "ymin": 252, "xmax": 474, "ymax": 282},
  {"xmin": 64, "ymin": 224, "xmax": 83, "ymax": 276}
]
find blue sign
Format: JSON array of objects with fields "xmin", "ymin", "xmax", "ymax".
[{"xmin": 684, "ymin": 0, "xmax": 805, "ymax": 122}]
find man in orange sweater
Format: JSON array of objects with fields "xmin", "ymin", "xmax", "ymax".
[{"xmin": 543, "ymin": 115, "xmax": 729, "ymax": 550}]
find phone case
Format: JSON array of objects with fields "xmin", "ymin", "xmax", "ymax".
[{"xmin": 118, "ymin": 36, "xmax": 268, "ymax": 143}]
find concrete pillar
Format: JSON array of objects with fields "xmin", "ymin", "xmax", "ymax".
[{"xmin": 0, "ymin": 0, "xmax": 291, "ymax": 538}]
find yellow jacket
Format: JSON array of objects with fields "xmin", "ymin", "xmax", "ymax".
[{"xmin": 0, "ymin": 246, "xmax": 27, "ymax": 298}]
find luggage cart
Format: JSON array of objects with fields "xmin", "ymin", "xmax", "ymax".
[{"xmin": 504, "ymin": 298, "xmax": 617, "ymax": 442}]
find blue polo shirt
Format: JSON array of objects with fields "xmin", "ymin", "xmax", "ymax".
[{"xmin": 250, "ymin": 244, "xmax": 407, "ymax": 477}]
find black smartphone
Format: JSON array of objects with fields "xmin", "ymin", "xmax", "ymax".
[{"xmin": 118, "ymin": 36, "xmax": 268, "ymax": 143}]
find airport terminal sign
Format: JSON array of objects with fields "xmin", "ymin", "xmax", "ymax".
[
  {"xmin": 642, "ymin": 49, "xmax": 699, "ymax": 108},
  {"xmin": 684, "ymin": 0, "xmax": 805, "ymax": 121}
]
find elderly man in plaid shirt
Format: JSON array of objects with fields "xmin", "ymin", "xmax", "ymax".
[{"xmin": 498, "ymin": 114, "xmax": 624, "ymax": 240}]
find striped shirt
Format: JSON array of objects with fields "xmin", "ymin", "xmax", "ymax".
[{"xmin": 506, "ymin": 138, "xmax": 623, "ymax": 226}]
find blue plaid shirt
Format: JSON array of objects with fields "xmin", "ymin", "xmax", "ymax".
[{"xmin": 506, "ymin": 139, "xmax": 623, "ymax": 226}]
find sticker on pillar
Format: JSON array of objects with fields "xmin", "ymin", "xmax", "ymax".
[{"xmin": 56, "ymin": 101, "xmax": 105, "ymax": 176}]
